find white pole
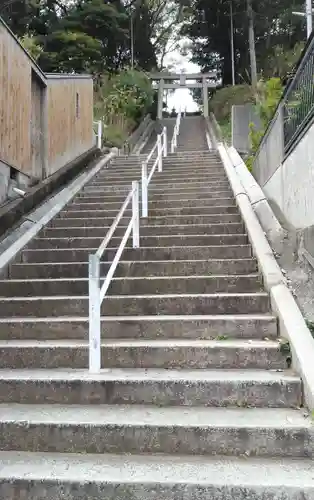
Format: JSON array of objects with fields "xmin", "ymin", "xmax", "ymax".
[
  {"xmin": 163, "ymin": 127, "xmax": 167, "ymax": 157},
  {"xmin": 306, "ymin": 0, "xmax": 313, "ymax": 38},
  {"xmin": 132, "ymin": 181, "xmax": 140, "ymax": 248},
  {"xmin": 97, "ymin": 120, "xmax": 102, "ymax": 149},
  {"xmin": 157, "ymin": 134, "xmax": 162, "ymax": 172},
  {"xmin": 141, "ymin": 161, "xmax": 148, "ymax": 217},
  {"xmin": 88, "ymin": 254, "xmax": 101, "ymax": 373}
]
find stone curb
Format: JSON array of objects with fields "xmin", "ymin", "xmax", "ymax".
[
  {"xmin": 0, "ymin": 151, "xmax": 117, "ymax": 273},
  {"xmin": 216, "ymin": 140, "xmax": 314, "ymax": 411},
  {"xmin": 228, "ymin": 147, "xmax": 286, "ymax": 254}
]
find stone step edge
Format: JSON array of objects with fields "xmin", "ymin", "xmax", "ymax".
[
  {"xmin": 65, "ymin": 205, "xmax": 237, "ymax": 212},
  {"xmin": 0, "ymin": 405, "xmax": 309, "ymax": 429},
  {"xmin": 12, "ymin": 258, "xmax": 256, "ymax": 266},
  {"xmin": 0, "ymin": 292, "xmax": 269, "ymax": 302},
  {"xmin": 44, "ymin": 223, "xmax": 245, "ymax": 230},
  {"xmin": 0, "ymin": 339, "xmax": 280, "ymax": 348},
  {"xmin": 22, "ymin": 244, "xmax": 252, "ymax": 253},
  {"xmin": 1, "ymin": 451, "xmax": 312, "ymax": 488},
  {"xmin": 0, "ymin": 367, "xmax": 298, "ymax": 383},
  {"xmin": 0, "ymin": 274, "xmax": 261, "ymax": 284},
  {"xmin": 33, "ymin": 235, "xmax": 247, "ymax": 242},
  {"xmin": 0, "ymin": 314, "xmax": 276, "ymax": 324}
]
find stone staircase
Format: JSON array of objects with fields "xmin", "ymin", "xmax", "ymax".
[{"xmin": 0, "ymin": 117, "xmax": 313, "ymax": 498}]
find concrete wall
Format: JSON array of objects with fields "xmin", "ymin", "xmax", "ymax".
[
  {"xmin": 263, "ymin": 120, "xmax": 314, "ymax": 228},
  {"xmin": 252, "ymin": 105, "xmax": 284, "ymax": 188},
  {"xmin": 231, "ymin": 104, "xmax": 261, "ymax": 153},
  {"xmin": 254, "ymin": 107, "xmax": 314, "ymax": 257}
]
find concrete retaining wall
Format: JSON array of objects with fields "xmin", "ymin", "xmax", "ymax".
[{"xmin": 231, "ymin": 104, "xmax": 261, "ymax": 154}]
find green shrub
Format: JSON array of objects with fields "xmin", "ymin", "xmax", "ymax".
[
  {"xmin": 209, "ymin": 85, "xmax": 254, "ymax": 122},
  {"xmin": 246, "ymin": 78, "xmax": 283, "ymax": 169},
  {"xmin": 94, "ymin": 69, "xmax": 154, "ymax": 146}
]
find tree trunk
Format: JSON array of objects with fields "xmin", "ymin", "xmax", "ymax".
[{"xmin": 247, "ymin": 0, "xmax": 257, "ymax": 91}]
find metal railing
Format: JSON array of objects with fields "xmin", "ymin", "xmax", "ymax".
[
  {"xmin": 88, "ymin": 181, "xmax": 140, "ymax": 372},
  {"xmin": 93, "ymin": 120, "xmax": 103, "ymax": 149},
  {"xmin": 170, "ymin": 109, "xmax": 182, "ymax": 153},
  {"xmin": 141, "ymin": 126, "xmax": 167, "ymax": 217},
  {"xmin": 283, "ymin": 36, "xmax": 314, "ymax": 152}
]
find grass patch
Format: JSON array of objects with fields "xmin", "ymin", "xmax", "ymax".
[{"xmin": 218, "ymin": 118, "xmax": 232, "ymax": 145}]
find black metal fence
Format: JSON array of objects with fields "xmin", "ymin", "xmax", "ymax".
[{"xmin": 283, "ymin": 35, "xmax": 314, "ymax": 153}]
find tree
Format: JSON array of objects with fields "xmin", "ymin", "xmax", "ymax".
[{"xmin": 180, "ymin": 0, "xmax": 306, "ymax": 85}]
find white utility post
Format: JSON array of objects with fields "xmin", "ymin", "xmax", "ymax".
[
  {"xmin": 157, "ymin": 135, "xmax": 162, "ymax": 172},
  {"xmin": 306, "ymin": 0, "xmax": 313, "ymax": 38},
  {"xmin": 293, "ymin": 5, "xmax": 313, "ymax": 38},
  {"xmin": 132, "ymin": 181, "xmax": 140, "ymax": 248},
  {"xmin": 97, "ymin": 120, "xmax": 102, "ymax": 149}
]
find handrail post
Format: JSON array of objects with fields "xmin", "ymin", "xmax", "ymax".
[
  {"xmin": 89, "ymin": 253, "xmax": 101, "ymax": 373},
  {"xmin": 157, "ymin": 134, "xmax": 162, "ymax": 172},
  {"xmin": 163, "ymin": 127, "xmax": 167, "ymax": 157},
  {"xmin": 141, "ymin": 161, "xmax": 148, "ymax": 217},
  {"xmin": 97, "ymin": 120, "xmax": 102, "ymax": 149},
  {"xmin": 132, "ymin": 181, "xmax": 140, "ymax": 247}
]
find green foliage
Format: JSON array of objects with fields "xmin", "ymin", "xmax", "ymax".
[
  {"xmin": 19, "ymin": 34, "xmax": 43, "ymax": 61},
  {"xmin": 261, "ymin": 43, "xmax": 305, "ymax": 79},
  {"xmin": 209, "ymin": 85, "xmax": 254, "ymax": 122},
  {"xmin": 255, "ymin": 78, "xmax": 284, "ymax": 127},
  {"xmin": 39, "ymin": 30, "xmax": 102, "ymax": 73},
  {"xmin": 180, "ymin": 0, "xmax": 306, "ymax": 85},
  {"xmin": 95, "ymin": 69, "xmax": 154, "ymax": 147},
  {"xmin": 246, "ymin": 77, "xmax": 283, "ymax": 169},
  {"xmin": 306, "ymin": 320, "xmax": 314, "ymax": 338},
  {"xmin": 218, "ymin": 119, "xmax": 232, "ymax": 145}
]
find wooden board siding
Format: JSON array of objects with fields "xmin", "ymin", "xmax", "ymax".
[
  {"xmin": 46, "ymin": 78, "xmax": 94, "ymax": 176},
  {"xmin": 0, "ymin": 24, "xmax": 32, "ymax": 174},
  {"xmin": 0, "ymin": 18, "xmax": 94, "ymax": 183}
]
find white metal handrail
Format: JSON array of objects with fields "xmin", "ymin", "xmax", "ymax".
[
  {"xmin": 170, "ymin": 109, "xmax": 182, "ymax": 153},
  {"xmin": 88, "ymin": 180, "xmax": 140, "ymax": 372},
  {"xmin": 141, "ymin": 126, "xmax": 167, "ymax": 217},
  {"xmin": 93, "ymin": 120, "xmax": 103, "ymax": 149}
]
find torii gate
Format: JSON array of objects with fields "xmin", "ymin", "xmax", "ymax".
[{"xmin": 150, "ymin": 72, "xmax": 217, "ymax": 119}]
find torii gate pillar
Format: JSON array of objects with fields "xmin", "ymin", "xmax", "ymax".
[
  {"xmin": 157, "ymin": 78, "xmax": 164, "ymax": 119},
  {"xmin": 202, "ymin": 78, "xmax": 209, "ymax": 117}
]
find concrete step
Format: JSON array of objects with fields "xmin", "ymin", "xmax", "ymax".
[
  {"xmin": 77, "ymin": 189, "xmax": 233, "ymax": 202},
  {"xmin": 59, "ymin": 206, "xmax": 240, "ymax": 219},
  {"xmin": 55, "ymin": 214, "xmax": 242, "ymax": 227},
  {"xmin": 0, "ymin": 368, "xmax": 301, "ymax": 406},
  {"xmin": 47, "ymin": 221, "xmax": 245, "ymax": 235},
  {"xmin": 149, "ymin": 189, "xmax": 233, "ymax": 201},
  {"xmin": 0, "ymin": 275, "xmax": 263, "ymax": 297},
  {"xmin": 82, "ymin": 180, "xmax": 231, "ymax": 194},
  {"xmin": 64, "ymin": 205, "xmax": 239, "ymax": 217},
  {"xmin": 21, "ymin": 245, "xmax": 252, "ymax": 263},
  {"xmin": 10, "ymin": 258, "xmax": 258, "ymax": 279},
  {"xmin": 97, "ymin": 166, "xmax": 224, "ymax": 178},
  {"xmin": 91, "ymin": 174, "xmax": 228, "ymax": 186},
  {"xmin": 0, "ymin": 405, "xmax": 311, "ymax": 457},
  {"xmin": 31, "ymin": 235, "xmax": 248, "ymax": 251},
  {"xmin": 69, "ymin": 197, "xmax": 236, "ymax": 211},
  {"xmin": 0, "ymin": 293, "xmax": 270, "ymax": 317},
  {"xmin": 0, "ymin": 339, "xmax": 286, "ymax": 370},
  {"xmin": 96, "ymin": 165, "xmax": 224, "ymax": 177},
  {"xmin": 1, "ymin": 451, "xmax": 313, "ymax": 500},
  {"xmin": 0, "ymin": 314, "xmax": 278, "ymax": 340}
]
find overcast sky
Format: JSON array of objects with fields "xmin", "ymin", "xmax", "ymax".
[{"xmin": 163, "ymin": 48, "xmax": 200, "ymax": 112}]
